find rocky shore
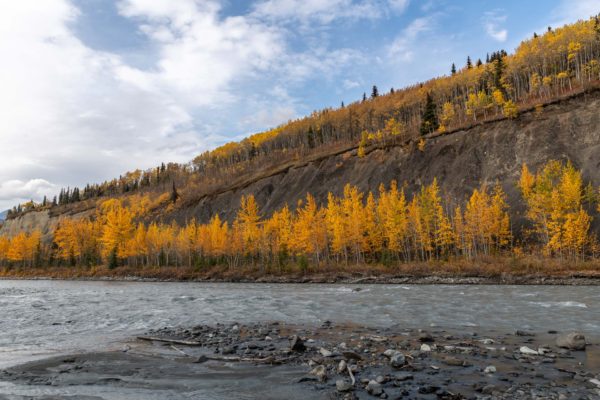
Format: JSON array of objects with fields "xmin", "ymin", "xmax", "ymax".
[
  {"xmin": 1, "ymin": 273, "xmax": 600, "ymax": 285},
  {"xmin": 2, "ymin": 321, "xmax": 598, "ymax": 399}
]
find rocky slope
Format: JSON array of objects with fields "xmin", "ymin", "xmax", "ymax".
[
  {"xmin": 166, "ymin": 89, "xmax": 600, "ymax": 233},
  {"xmin": 3, "ymin": 89, "xmax": 600, "ymax": 238}
]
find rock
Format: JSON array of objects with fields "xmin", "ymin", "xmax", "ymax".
[
  {"xmin": 193, "ymin": 355, "xmax": 208, "ymax": 363},
  {"xmin": 442, "ymin": 356, "xmax": 465, "ymax": 367},
  {"xmin": 221, "ymin": 346, "xmax": 236, "ymax": 355},
  {"xmin": 420, "ymin": 344, "xmax": 431, "ymax": 352},
  {"xmin": 390, "ymin": 351, "xmax": 406, "ymax": 368},
  {"xmin": 418, "ymin": 332, "xmax": 434, "ymax": 342},
  {"xmin": 519, "ymin": 346, "xmax": 538, "ymax": 355},
  {"xmin": 366, "ymin": 380, "xmax": 383, "ymax": 396},
  {"xmin": 383, "ymin": 349, "xmax": 396, "ymax": 358},
  {"xmin": 393, "ymin": 373, "xmax": 414, "ymax": 383},
  {"xmin": 484, "ymin": 365, "xmax": 497, "ymax": 374},
  {"xmin": 589, "ymin": 378, "xmax": 600, "ymax": 388},
  {"xmin": 338, "ymin": 359, "xmax": 347, "ymax": 374},
  {"xmin": 556, "ymin": 332, "xmax": 586, "ymax": 351},
  {"xmin": 309, "ymin": 365, "xmax": 327, "ymax": 382},
  {"xmin": 481, "ymin": 384, "xmax": 496, "ymax": 395},
  {"xmin": 319, "ymin": 347, "xmax": 333, "ymax": 357},
  {"xmin": 375, "ymin": 375, "xmax": 386, "ymax": 384},
  {"xmin": 290, "ymin": 335, "xmax": 306, "ymax": 352},
  {"xmin": 515, "ymin": 330, "xmax": 535, "ymax": 337},
  {"xmin": 336, "ymin": 379, "xmax": 354, "ymax": 392},
  {"xmin": 480, "ymin": 338, "xmax": 495, "ymax": 345},
  {"xmin": 342, "ymin": 351, "xmax": 363, "ymax": 360}
]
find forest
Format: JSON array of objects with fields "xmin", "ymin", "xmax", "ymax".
[
  {"xmin": 6, "ymin": 15, "xmax": 600, "ymax": 219},
  {"xmin": 0, "ymin": 161, "xmax": 598, "ymax": 274}
]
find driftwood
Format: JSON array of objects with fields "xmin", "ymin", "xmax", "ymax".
[
  {"xmin": 347, "ymin": 365, "xmax": 355, "ymax": 385},
  {"xmin": 137, "ymin": 336, "xmax": 202, "ymax": 346}
]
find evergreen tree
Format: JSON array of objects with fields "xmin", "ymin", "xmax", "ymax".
[
  {"xmin": 362, "ymin": 92, "xmax": 367, "ymax": 102},
  {"xmin": 420, "ymin": 93, "xmax": 439, "ymax": 135},
  {"xmin": 52, "ymin": 196, "xmax": 57, "ymax": 207},
  {"xmin": 476, "ymin": 58, "xmax": 483, "ymax": 67},
  {"xmin": 340, "ymin": 101, "xmax": 345, "ymax": 108},
  {"xmin": 371, "ymin": 85, "xmax": 379, "ymax": 98},
  {"xmin": 390, "ymin": 87, "xmax": 395, "ymax": 94},
  {"xmin": 451, "ymin": 63, "xmax": 456, "ymax": 75},
  {"xmin": 171, "ymin": 181, "xmax": 179, "ymax": 204},
  {"xmin": 466, "ymin": 56, "xmax": 472, "ymax": 69},
  {"xmin": 42, "ymin": 196, "xmax": 47, "ymax": 207}
]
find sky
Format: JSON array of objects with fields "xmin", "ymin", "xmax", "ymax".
[{"xmin": 0, "ymin": 0, "xmax": 598, "ymax": 210}]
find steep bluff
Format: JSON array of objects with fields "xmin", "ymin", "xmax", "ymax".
[
  {"xmin": 166, "ymin": 90, "xmax": 600, "ymax": 233},
  {"xmin": 3, "ymin": 89, "xmax": 600, "ymax": 238}
]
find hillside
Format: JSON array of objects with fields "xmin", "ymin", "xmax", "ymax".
[{"xmin": 1, "ymin": 16, "xmax": 600, "ymax": 275}]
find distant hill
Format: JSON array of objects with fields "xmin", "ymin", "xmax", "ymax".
[{"xmin": 0, "ymin": 210, "xmax": 8, "ymax": 222}]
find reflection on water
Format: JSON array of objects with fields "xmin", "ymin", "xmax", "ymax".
[{"xmin": 0, "ymin": 280, "xmax": 598, "ymax": 367}]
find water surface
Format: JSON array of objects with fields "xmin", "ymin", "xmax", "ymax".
[{"xmin": 1, "ymin": 280, "xmax": 598, "ymax": 368}]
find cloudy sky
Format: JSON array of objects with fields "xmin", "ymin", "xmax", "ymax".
[{"xmin": 0, "ymin": 0, "xmax": 597, "ymax": 210}]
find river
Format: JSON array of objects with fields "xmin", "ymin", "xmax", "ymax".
[{"xmin": 0, "ymin": 280, "xmax": 598, "ymax": 398}]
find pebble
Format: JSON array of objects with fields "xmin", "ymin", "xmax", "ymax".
[
  {"xmin": 389, "ymin": 351, "xmax": 406, "ymax": 368},
  {"xmin": 366, "ymin": 380, "xmax": 383, "ymax": 396},
  {"xmin": 336, "ymin": 379, "xmax": 353, "ymax": 392},
  {"xmin": 556, "ymin": 332, "xmax": 586, "ymax": 351},
  {"xmin": 420, "ymin": 344, "xmax": 431, "ymax": 352},
  {"xmin": 319, "ymin": 348, "xmax": 333, "ymax": 357},
  {"xmin": 309, "ymin": 365, "xmax": 327, "ymax": 382},
  {"xmin": 519, "ymin": 346, "xmax": 538, "ymax": 355},
  {"xmin": 484, "ymin": 365, "xmax": 497, "ymax": 374},
  {"xmin": 338, "ymin": 360, "xmax": 347, "ymax": 374},
  {"xmin": 290, "ymin": 335, "xmax": 306, "ymax": 352}
]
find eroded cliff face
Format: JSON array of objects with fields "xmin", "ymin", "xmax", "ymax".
[
  {"xmin": 166, "ymin": 90, "xmax": 600, "ymax": 233},
  {"xmin": 4, "ymin": 90, "xmax": 600, "ymax": 238}
]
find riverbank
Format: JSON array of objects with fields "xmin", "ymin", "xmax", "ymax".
[
  {"xmin": 1, "ymin": 321, "xmax": 598, "ymax": 399},
  {"xmin": 1, "ymin": 260, "xmax": 600, "ymax": 285}
]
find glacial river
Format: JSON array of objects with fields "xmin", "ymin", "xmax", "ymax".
[{"xmin": 1, "ymin": 280, "xmax": 598, "ymax": 368}]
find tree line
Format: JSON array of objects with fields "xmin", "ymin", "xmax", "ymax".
[{"xmin": 0, "ymin": 161, "xmax": 598, "ymax": 270}]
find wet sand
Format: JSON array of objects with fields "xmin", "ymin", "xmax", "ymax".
[{"xmin": 1, "ymin": 322, "xmax": 599, "ymax": 399}]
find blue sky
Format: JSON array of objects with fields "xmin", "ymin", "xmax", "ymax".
[{"xmin": 0, "ymin": 0, "xmax": 597, "ymax": 209}]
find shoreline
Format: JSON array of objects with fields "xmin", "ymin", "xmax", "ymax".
[
  {"xmin": 1, "ymin": 321, "xmax": 598, "ymax": 399},
  {"xmin": 1, "ymin": 273, "xmax": 600, "ymax": 285}
]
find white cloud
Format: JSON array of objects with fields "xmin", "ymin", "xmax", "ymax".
[
  {"xmin": 0, "ymin": 180, "xmax": 57, "ymax": 202},
  {"xmin": 389, "ymin": 16, "xmax": 433, "ymax": 61},
  {"xmin": 251, "ymin": 0, "xmax": 410, "ymax": 24},
  {"xmin": 388, "ymin": 0, "xmax": 409, "ymax": 13},
  {"xmin": 0, "ymin": 0, "xmax": 366, "ymax": 209},
  {"xmin": 482, "ymin": 10, "xmax": 508, "ymax": 42}
]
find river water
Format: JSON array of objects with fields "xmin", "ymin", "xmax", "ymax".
[{"xmin": 0, "ymin": 280, "xmax": 598, "ymax": 398}]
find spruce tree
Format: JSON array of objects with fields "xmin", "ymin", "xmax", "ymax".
[
  {"xmin": 420, "ymin": 93, "xmax": 439, "ymax": 135},
  {"xmin": 451, "ymin": 63, "xmax": 456, "ymax": 75},
  {"xmin": 371, "ymin": 85, "xmax": 379, "ymax": 98},
  {"xmin": 466, "ymin": 56, "xmax": 472, "ymax": 69},
  {"xmin": 171, "ymin": 181, "xmax": 179, "ymax": 204}
]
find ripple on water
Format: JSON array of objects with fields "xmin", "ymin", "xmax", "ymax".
[{"xmin": 529, "ymin": 301, "xmax": 588, "ymax": 308}]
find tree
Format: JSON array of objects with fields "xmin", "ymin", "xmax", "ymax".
[
  {"xmin": 420, "ymin": 93, "xmax": 439, "ymax": 135},
  {"xmin": 358, "ymin": 131, "xmax": 368, "ymax": 158},
  {"xmin": 466, "ymin": 56, "xmax": 472, "ymax": 69},
  {"xmin": 171, "ymin": 181, "xmax": 179, "ymax": 204},
  {"xmin": 451, "ymin": 63, "xmax": 456, "ymax": 75},
  {"xmin": 371, "ymin": 85, "xmax": 379, "ymax": 98}
]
